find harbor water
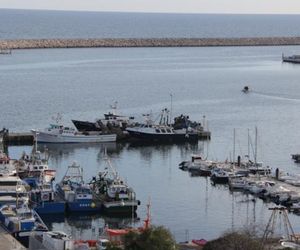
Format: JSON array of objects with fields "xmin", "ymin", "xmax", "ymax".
[{"xmin": 2, "ymin": 44, "xmax": 300, "ymax": 241}]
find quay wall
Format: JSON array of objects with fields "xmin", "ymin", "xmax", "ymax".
[{"xmin": 2, "ymin": 37, "xmax": 300, "ymax": 49}]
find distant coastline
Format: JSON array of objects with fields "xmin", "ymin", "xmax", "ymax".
[{"xmin": 1, "ymin": 37, "xmax": 300, "ymax": 49}]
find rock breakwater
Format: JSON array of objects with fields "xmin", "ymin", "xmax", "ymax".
[{"xmin": 1, "ymin": 37, "xmax": 300, "ymax": 49}]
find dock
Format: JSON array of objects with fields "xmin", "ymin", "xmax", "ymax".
[
  {"xmin": 0, "ymin": 130, "xmax": 210, "ymax": 146},
  {"xmin": 6, "ymin": 132, "xmax": 34, "ymax": 146},
  {"xmin": 0, "ymin": 224, "xmax": 26, "ymax": 250}
]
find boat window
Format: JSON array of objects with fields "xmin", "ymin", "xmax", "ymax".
[
  {"xmin": 161, "ymin": 129, "xmax": 166, "ymax": 133},
  {"xmin": 39, "ymin": 166, "xmax": 43, "ymax": 169},
  {"xmin": 166, "ymin": 129, "xmax": 171, "ymax": 133},
  {"xmin": 155, "ymin": 129, "xmax": 161, "ymax": 133}
]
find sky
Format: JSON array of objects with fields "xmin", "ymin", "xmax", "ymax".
[{"xmin": 1, "ymin": 0, "xmax": 300, "ymax": 14}]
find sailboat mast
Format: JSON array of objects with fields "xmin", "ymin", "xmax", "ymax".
[
  {"xmin": 247, "ymin": 128, "xmax": 250, "ymax": 159},
  {"xmin": 233, "ymin": 128, "xmax": 236, "ymax": 164}
]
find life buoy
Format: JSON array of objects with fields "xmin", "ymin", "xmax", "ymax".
[{"xmin": 42, "ymin": 193, "xmax": 49, "ymax": 201}]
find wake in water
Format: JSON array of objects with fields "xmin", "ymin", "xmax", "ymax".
[{"xmin": 250, "ymin": 90, "xmax": 300, "ymax": 102}]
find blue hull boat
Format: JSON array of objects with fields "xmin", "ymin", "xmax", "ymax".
[
  {"xmin": 56, "ymin": 162, "xmax": 101, "ymax": 213},
  {"xmin": 34, "ymin": 201, "xmax": 66, "ymax": 214}
]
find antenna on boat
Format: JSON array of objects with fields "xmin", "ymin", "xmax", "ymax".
[
  {"xmin": 103, "ymin": 148, "xmax": 118, "ymax": 178},
  {"xmin": 254, "ymin": 127, "xmax": 258, "ymax": 165},
  {"xmin": 170, "ymin": 93, "xmax": 173, "ymax": 125}
]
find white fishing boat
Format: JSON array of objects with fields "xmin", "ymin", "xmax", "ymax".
[
  {"xmin": 0, "ymin": 176, "xmax": 29, "ymax": 205},
  {"xmin": 31, "ymin": 114, "xmax": 117, "ymax": 143},
  {"xmin": 0, "ymin": 150, "xmax": 17, "ymax": 176},
  {"xmin": 17, "ymin": 150, "xmax": 56, "ymax": 183}
]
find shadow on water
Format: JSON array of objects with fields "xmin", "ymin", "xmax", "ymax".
[
  {"xmin": 37, "ymin": 142, "xmax": 120, "ymax": 155},
  {"xmin": 41, "ymin": 212, "xmax": 140, "ymax": 233}
]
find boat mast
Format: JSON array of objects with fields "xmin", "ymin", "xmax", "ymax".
[
  {"xmin": 233, "ymin": 128, "xmax": 236, "ymax": 164},
  {"xmin": 170, "ymin": 93, "xmax": 173, "ymax": 125},
  {"xmin": 103, "ymin": 148, "xmax": 118, "ymax": 179},
  {"xmin": 247, "ymin": 128, "xmax": 250, "ymax": 159},
  {"xmin": 254, "ymin": 127, "xmax": 258, "ymax": 165}
]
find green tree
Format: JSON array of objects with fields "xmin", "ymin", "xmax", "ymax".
[
  {"xmin": 124, "ymin": 226, "xmax": 177, "ymax": 250},
  {"xmin": 203, "ymin": 231, "xmax": 264, "ymax": 250}
]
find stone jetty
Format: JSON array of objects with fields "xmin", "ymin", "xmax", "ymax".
[{"xmin": 2, "ymin": 37, "xmax": 300, "ymax": 49}]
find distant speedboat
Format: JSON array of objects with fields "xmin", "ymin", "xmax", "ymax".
[{"xmin": 242, "ymin": 86, "xmax": 249, "ymax": 93}]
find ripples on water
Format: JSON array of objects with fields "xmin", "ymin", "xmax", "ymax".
[
  {"xmin": 2, "ymin": 44, "xmax": 300, "ymax": 241},
  {"xmin": 2, "ymin": 9, "xmax": 300, "ymax": 39}
]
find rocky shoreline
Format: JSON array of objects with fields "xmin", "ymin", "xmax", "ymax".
[{"xmin": 1, "ymin": 37, "xmax": 300, "ymax": 49}]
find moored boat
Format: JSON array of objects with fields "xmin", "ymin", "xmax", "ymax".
[
  {"xmin": 126, "ymin": 108, "xmax": 199, "ymax": 143},
  {"xmin": 0, "ymin": 175, "xmax": 29, "ymax": 206},
  {"xmin": 56, "ymin": 162, "xmax": 101, "ymax": 213},
  {"xmin": 0, "ymin": 202, "xmax": 48, "ymax": 247},
  {"xmin": 31, "ymin": 114, "xmax": 117, "ymax": 143},
  {"xmin": 72, "ymin": 102, "xmax": 135, "ymax": 132},
  {"xmin": 90, "ymin": 154, "xmax": 140, "ymax": 214}
]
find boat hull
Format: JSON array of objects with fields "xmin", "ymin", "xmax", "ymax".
[
  {"xmin": 102, "ymin": 200, "xmax": 140, "ymax": 214},
  {"xmin": 66, "ymin": 200, "xmax": 101, "ymax": 212},
  {"xmin": 34, "ymin": 201, "xmax": 66, "ymax": 214},
  {"xmin": 33, "ymin": 131, "xmax": 116, "ymax": 143},
  {"xmin": 211, "ymin": 175, "xmax": 229, "ymax": 184},
  {"xmin": 72, "ymin": 120, "xmax": 101, "ymax": 132},
  {"xmin": 126, "ymin": 130, "xmax": 198, "ymax": 143}
]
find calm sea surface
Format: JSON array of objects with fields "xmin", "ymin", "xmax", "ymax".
[
  {"xmin": 1, "ymin": 9, "xmax": 300, "ymax": 242},
  {"xmin": 2, "ymin": 45, "xmax": 300, "ymax": 241},
  {"xmin": 1, "ymin": 9, "xmax": 300, "ymax": 39}
]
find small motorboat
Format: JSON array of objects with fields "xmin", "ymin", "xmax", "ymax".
[{"xmin": 242, "ymin": 86, "xmax": 249, "ymax": 93}]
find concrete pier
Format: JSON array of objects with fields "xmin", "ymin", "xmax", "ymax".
[
  {"xmin": 2, "ymin": 37, "xmax": 300, "ymax": 50},
  {"xmin": 7, "ymin": 132, "xmax": 34, "ymax": 145},
  {"xmin": 0, "ymin": 225, "xmax": 26, "ymax": 250}
]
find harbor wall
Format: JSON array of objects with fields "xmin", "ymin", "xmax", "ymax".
[{"xmin": 1, "ymin": 37, "xmax": 300, "ymax": 49}]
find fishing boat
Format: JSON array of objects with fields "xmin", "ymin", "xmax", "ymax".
[
  {"xmin": 31, "ymin": 114, "xmax": 117, "ymax": 143},
  {"xmin": 0, "ymin": 175, "xmax": 29, "ymax": 206},
  {"xmin": 0, "ymin": 201, "xmax": 48, "ymax": 247},
  {"xmin": 72, "ymin": 102, "xmax": 135, "ymax": 132},
  {"xmin": 0, "ymin": 150, "xmax": 17, "ymax": 176},
  {"xmin": 90, "ymin": 154, "xmax": 140, "ymax": 214},
  {"xmin": 126, "ymin": 108, "xmax": 199, "ymax": 143},
  {"xmin": 17, "ymin": 150, "xmax": 56, "ymax": 184},
  {"xmin": 56, "ymin": 162, "xmax": 101, "ymax": 212},
  {"xmin": 30, "ymin": 180, "xmax": 65, "ymax": 214}
]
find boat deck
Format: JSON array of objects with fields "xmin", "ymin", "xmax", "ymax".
[{"xmin": 0, "ymin": 224, "xmax": 26, "ymax": 250}]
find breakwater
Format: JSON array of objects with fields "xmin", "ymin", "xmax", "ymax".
[{"xmin": 2, "ymin": 37, "xmax": 300, "ymax": 49}]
